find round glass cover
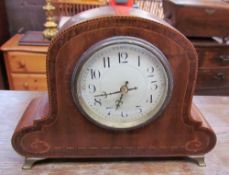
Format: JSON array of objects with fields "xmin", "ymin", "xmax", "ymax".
[{"xmin": 72, "ymin": 36, "xmax": 173, "ymax": 130}]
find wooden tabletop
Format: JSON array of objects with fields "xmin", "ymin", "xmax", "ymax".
[
  {"xmin": 0, "ymin": 90, "xmax": 228, "ymax": 175},
  {"xmin": 0, "ymin": 34, "xmax": 48, "ymax": 53}
]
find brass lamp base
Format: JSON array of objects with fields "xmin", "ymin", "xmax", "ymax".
[
  {"xmin": 43, "ymin": 28, "xmax": 58, "ymax": 40},
  {"xmin": 43, "ymin": 0, "xmax": 58, "ymax": 40}
]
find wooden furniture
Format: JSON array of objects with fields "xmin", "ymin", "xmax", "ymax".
[
  {"xmin": 163, "ymin": 0, "xmax": 229, "ymax": 95},
  {"xmin": 0, "ymin": 90, "xmax": 228, "ymax": 173},
  {"xmin": 0, "ymin": 0, "xmax": 9, "ymax": 89},
  {"xmin": 193, "ymin": 38, "xmax": 229, "ymax": 95},
  {"xmin": 163, "ymin": 0, "xmax": 229, "ymax": 37},
  {"xmin": 0, "ymin": 35, "xmax": 48, "ymax": 91},
  {"xmin": 11, "ymin": 6, "xmax": 215, "ymax": 169}
]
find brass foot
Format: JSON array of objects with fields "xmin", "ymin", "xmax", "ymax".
[
  {"xmin": 22, "ymin": 157, "xmax": 45, "ymax": 170},
  {"xmin": 191, "ymin": 156, "xmax": 206, "ymax": 167}
]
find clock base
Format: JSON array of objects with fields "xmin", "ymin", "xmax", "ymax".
[
  {"xmin": 12, "ymin": 94, "xmax": 216, "ymax": 160},
  {"xmin": 190, "ymin": 156, "xmax": 206, "ymax": 167},
  {"xmin": 22, "ymin": 157, "xmax": 45, "ymax": 170},
  {"xmin": 21, "ymin": 156, "xmax": 206, "ymax": 169}
]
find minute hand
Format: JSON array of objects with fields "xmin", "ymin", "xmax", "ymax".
[{"xmin": 94, "ymin": 87, "xmax": 137, "ymax": 97}]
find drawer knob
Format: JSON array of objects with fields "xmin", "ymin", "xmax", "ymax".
[
  {"xmin": 18, "ymin": 61, "xmax": 26, "ymax": 68},
  {"xmin": 205, "ymin": 9, "xmax": 215, "ymax": 15},
  {"xmin": 214, "ymin": 72, "xmax": 224, "ymax": 81},
  {"xmin": 218, "ymin": 55, "xmax": 229, "ymax": 61},
  {"xmin": 23, "ymin": 82, "xmax": 29, "ymax": 89},
  {"xmin": 165, "ymin": 13, "xmax": 172, "ymax": 19}
]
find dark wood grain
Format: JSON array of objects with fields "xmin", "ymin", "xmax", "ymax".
[
  {"xmin": 0, "ymin": 91, "xmax": 228, "ymax": 174},
  {"xmin": 191, "ymin": 38, "xmax": 229, "ymax": 95},
  {"xmin": 163, "ymin": 0, "xmax": 229, "ymax": 37},
  {"xmin": 163, "ymin": 1, "xmax": 229, "ymax": 95},
  {"xmin": 193, "ymin": 39, "xmax": 229, "ymax": 68},
  {"xmin": 196, "ymin": 68, "xmax": 229, "ymax": 95},
  {"xmin": 11, "ymin": 6, "xmax": 216, "ymax": 159}
]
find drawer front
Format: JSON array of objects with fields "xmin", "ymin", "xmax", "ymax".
[
  {"xmin": 7, "ymin": 52, "xmax": 46, "ymax": 73},
  {"xmin": 196, "ymin": 47, "xmax": 229, "ymax": 68},
  {"xmin": 195, "ymin": 87, "xmax": 229, "ymax": 96},
  {"xmin": 196, "ymin": 68, "xmax": 229, "ymax": 90},
  {"xmin": 11, "ymin": 73, "xmax": 47, "ymax": 91},
  {"xmin": 175, "ymin": 8, "xmax": 229, "ymax": 37},
  {"xmin": 163, "ymin": 1, "xmax": 229, "ymax": 37}
]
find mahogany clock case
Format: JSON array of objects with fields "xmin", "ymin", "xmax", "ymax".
[{"xmin": 12, "ymin": 7, "xmax": 216, "ymax": 158}]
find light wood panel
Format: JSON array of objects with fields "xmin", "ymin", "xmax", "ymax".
[
  {"xmin": 0, "ymin": 34, "xmax": 48, "ymax": 53},
  {"xmin": 11, "ymin": 73, "xmax": 47, "ymax": 91},
  {"xmin": 8, "ymin": 52, "xmax": 46, "ymax": 73},
  {"xmin": 0, "ymin": 34, "xmax": 48, "ymax": 91}
]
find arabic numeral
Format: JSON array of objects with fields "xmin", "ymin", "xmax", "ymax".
[
  {"xmin": 138, "ymin": 56, "xmax": 141, "ymax": 67},
  {"xmin": 94, "ymin": 98, "xmax": 102, "ymax": 106},
  {"xmin": 106, "ymin": 107, "xmax": 113, "ymax": 116},
  {"xmin": 146, "ymin": 95, "xmax": 153, "ymax": 103},
  {"xmin": 103, "ymin": 57, "xmax": 110, "ymax": 68},
  {"xmin": 88, "ymin": 84, "xmax": 96, "ymax": 93},
  {"xmin": 118, "ymin": 52, "xmax": 128, "ymax": 64},
  {"xmin": 121, "ymin": 111, "xmax": 128, "ymax": 118},
  {"xmin": 150, "ymin": 95, "xmax": 153, "ymax": 103},
  {"xmin": 150, "ymin": 81, "xmax": 158, "ymax": 90},
  {"xmin": 147, "ymin": 66, "xmax": 155, "ymax": 77},
  {"xmin": 136, "ymin": 105, "xmax": 143, "ymax": 113},
  {"xmin": 90, "ymin": 69, "xmax": 101, "ymax": 79}
]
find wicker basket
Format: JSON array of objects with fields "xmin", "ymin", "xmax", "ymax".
[
  {"xmin": 54, "ymin": 0, "xmax": 108, "ymax": 16},
  {"xmin": 135, "ymin": 0, "xmax": 164, "ymax": 18}
]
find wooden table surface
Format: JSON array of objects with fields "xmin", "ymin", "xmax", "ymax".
[{"xmin": 0, "ymin": 90, "xmax": 228, "ymax": 175}]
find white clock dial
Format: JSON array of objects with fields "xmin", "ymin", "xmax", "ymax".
[{"xmin": 72, "ymin": 37, "xmax": 173, "ymax": 130}]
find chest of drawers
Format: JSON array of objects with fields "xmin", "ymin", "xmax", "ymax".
[
  {"xmin": 192, "ymin": 38, "xmax": 229, "ymax": 95},
  {"xmin": 163, "ymin": 0, "xmax": 229, "ymax": 37},
  {"xmin": 163, "ymin": 0, "xmax": 229, "ymax": 95},
  {"xmin": 0, "ymin": 34, "xmax": 48, "ymax": 91}
]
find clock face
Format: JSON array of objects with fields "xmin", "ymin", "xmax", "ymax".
[{"xmin": 72, "ymin": 36, "xmax": 173, "ymax": 130}]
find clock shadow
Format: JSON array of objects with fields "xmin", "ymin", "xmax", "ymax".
[{"xmin": 32, "ymin": 157, "xmax": 199, "ymax": 167}]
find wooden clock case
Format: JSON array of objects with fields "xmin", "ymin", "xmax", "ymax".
[{"xmin": 12, "ymin": 6, "xmax": 216, "ymax": 168}]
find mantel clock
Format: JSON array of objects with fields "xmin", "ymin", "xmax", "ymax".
[{"xmin": 12, "ymin": 6, "xmax": 216, "ymax": 169}]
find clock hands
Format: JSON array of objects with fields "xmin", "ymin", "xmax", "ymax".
[
  {"xmin": 116, "ymin": 81, "xmax": 129, "ymax": 110},
  {"xmin": 94, "ymin": 81, "xmax": 137, "ymax": 110},
  {"xmin": 94, "ymin": 85, "xmax": 137, "ymax": 98},
  {"xmin": 116, "ymin": 94, "xmax": 124, "ymax": 109}
]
